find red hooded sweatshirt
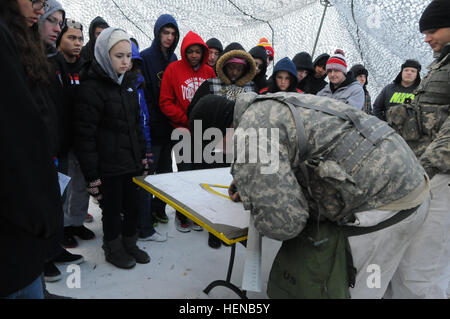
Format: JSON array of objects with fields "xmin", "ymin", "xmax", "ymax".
[{"xmin": 159, "ymin": 31, "xmax": 216, "ymax": 129}]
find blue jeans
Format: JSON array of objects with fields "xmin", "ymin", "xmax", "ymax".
[{"xmin": 4, "ymin": 276, "xmax": 44, "ymax": 299}]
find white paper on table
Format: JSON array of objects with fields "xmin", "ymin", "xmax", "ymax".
[
  {"xmin": 58, "ymin": 172, "xmax": 71, "ymax": 196},
  {"xmin": 242, "ymin": 214, "xmax": 262, "ymax": 292},
  {"xmin": 144, "ymin": 168, "xmax": 250, "ymax": 229}
]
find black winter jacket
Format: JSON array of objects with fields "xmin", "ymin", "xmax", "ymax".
[
  {"xmin": 49, "ymin": 53, "xmax": 88, "ymax": 157},
  {"xmin": 0, "ymin": 17, "xmax": 62, "ymax": 297},
  {"xmin": 74, "ymin": 59, "xmax": 146, "ymax": 182},
  {"xmin": 29, "ymin": 83, "xmax": 61, "ymax": 157},
  {"xmin": 298, "ymin": 74, "xmax": 325, "ymax": 95}
]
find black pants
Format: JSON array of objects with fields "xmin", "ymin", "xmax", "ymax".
[{"xmin": 99, "ymin": 173, "xmax": 140, "ymax": 242}]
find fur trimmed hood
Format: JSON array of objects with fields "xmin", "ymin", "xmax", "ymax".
[{"xmin": 216, "ymin": 50, "xmax": 256, "ymax": 86}]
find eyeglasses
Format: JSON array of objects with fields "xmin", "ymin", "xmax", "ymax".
[
  {"xmin": 46, "ymin": 16, "xmax": 64, "ymax": 29},
  {"xmin": 30, "ymin": 0, "xmax": 49, "ymax": 11},
  {"xmin": 64, "ymin": 19, "xmax": 83, "ymax": 31}
]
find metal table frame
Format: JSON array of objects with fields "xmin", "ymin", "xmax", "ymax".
[{"xmin": 133, "ymin": 175, "xmax": 249, "ymax": 299}]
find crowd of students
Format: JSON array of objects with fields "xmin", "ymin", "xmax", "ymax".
[{"xmin": 1, "ymin": 0, "xmax": 448, "ymax": 299}]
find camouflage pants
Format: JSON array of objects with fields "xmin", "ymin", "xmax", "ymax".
[
  {"xmin": 347, "ymin": 197, "xmax": 430, "ymax": 299},
  {"xmin": 385, "ymin": 174, "xmax": 450, "ymax": 299}
]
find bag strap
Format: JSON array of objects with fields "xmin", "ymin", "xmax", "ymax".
[
  {"xmin": 285, "ymin": 96, "xmax": 395, "ymax": 145},
  {"xmin": 252, "ymin": 96, "xmax": 310, "ymax": 162},
  {"xmin": 281, "ymin": 101, "xmax": 310, "ymax": 162},
  {"xmin": 250, "ymin": 95, "xmax": 312, "ymax": 189},
  {"xmin": 284, "ymin": 96, "xmax": 395, "ymax": 174},
  {"xmin": 340, "ymin": 205, "xmax": 419, "ymax": 237}
]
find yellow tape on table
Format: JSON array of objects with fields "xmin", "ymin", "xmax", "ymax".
[{"xmin": 199, "ymin": 183, "xmax": 231, "ymax": 200}]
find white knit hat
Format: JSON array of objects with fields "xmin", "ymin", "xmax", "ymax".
[{"xmin": 107, "ymin": 29, "xmax": 130, "ymax": 52}]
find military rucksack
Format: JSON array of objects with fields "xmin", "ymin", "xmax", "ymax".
[{"xmin": 267, "ymin": 220, "xmax": 355, "ymax": 299}]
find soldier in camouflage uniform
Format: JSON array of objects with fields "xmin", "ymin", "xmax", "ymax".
[
  {"xmin": 385, "ymin": 0, "xmax": 450, "ymax": 299},
  {"xmin": 227, "ymin": 91, "xmax": 430, "ymax": 298},
  {"xmin": 190, "ymin": 91, "xmax": 432, "ymax": 298}
]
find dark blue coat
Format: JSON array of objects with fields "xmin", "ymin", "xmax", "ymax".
[
  {"xmin": 140, "ymin": 14, "xmax": 179, "ymax": 144},
  {"xmin": 132, "ymin": 42, "xmax": 151, "ymax": 153},
  {"xmin": 261, "ymin": 57, "xmax": 301, "ymax": 93}
]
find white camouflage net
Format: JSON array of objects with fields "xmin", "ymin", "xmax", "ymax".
[{"xmin": 59, "ymin": 0, "xmax": 434, "ymax": 97}]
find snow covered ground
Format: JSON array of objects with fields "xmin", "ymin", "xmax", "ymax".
[{"xmin": 45, "ymin": 197, "xmax": 282, "ymax": 299}]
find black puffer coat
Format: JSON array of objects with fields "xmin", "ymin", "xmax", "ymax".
[
  {"xmin": 74, "ymin": 59, "xmax": 146, "ymax": 182},
  {"xmin": 0, "ymin": 17, "xmax": 62, "ymax": 297}
]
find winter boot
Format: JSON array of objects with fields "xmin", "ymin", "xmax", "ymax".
[
  {"xmin": 122, "ymin": 234, "xmax": 150, "ymax": 264},
  {"xmin": 102, "ymin": 237, "xmax": 136, "ymax": 269}
]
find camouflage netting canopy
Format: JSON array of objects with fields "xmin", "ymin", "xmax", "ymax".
[{"xmin": 59, "ymin": 0, "xmax": 434, "ymax": 97}]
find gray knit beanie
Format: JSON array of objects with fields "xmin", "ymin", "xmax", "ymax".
[{"xmin": 38, "ymin": 0, "xmax": 65, "ymax": 27}]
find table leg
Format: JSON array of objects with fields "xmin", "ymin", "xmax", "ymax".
[{"xmin": 203, "ymin": 243, "xmax": 248, "ymax": 299}]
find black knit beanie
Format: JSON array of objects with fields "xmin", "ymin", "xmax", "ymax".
[
  {"xmin": 223, "ymin": 42, "xmax": 246, "ymax": 54},
  {"xmin": 249, "ymin": 45, "xmax": 268, "ymax": 74},
  {"xmin": 249, "ymin": 45, "xmax": 268, "ymax": 62},
  {"xmin": 292, "ymin": 52, "xmax": 314, "ymax": 73},
  {"xmin": 313, "ymin": 53, "xmax": 330, "ymax": 68},
  {"xmin": 349, "ymin": 64, "xmax": 369, "ymax": 85},
  {"xmin": 189, "ymin": 94, "xmax": 235, "ymax": 137},
  {"xmin": 419, "ymin": 0, "xmax": 450, "ymax": 33},
  {"xmin": 206, "ymin": 38, "xmax": 223, "ymax": 53}
]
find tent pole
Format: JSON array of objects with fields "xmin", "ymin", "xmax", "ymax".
[{"xmin": 312, "ymin": 0, "xmax": 332, "ymax": 58}]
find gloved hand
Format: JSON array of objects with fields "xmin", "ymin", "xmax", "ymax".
[
  {"xmin": 142, "ymin": 158, "xmax": 149, "ymax": 176},
  {"xmin": 87, "ymin": 179, "xmax": 102, "ymax": 200}
]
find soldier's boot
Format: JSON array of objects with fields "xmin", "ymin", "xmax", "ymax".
[
  {"xmin": 102, "ymin": 237, "xmax": 136, "ymax": 269},
  {"xmin": 122, "ymin": 234, "xmax": 150, "ymax": 264}
]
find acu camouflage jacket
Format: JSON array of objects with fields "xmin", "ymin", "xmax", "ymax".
[{"xmin": 231, "ymin": 92, "xmax": 427, "ymax": 241}]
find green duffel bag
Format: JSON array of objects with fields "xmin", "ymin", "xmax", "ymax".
[{"xmin": 267, "ymin": 220, "xmax": 356, "ymax": 299}]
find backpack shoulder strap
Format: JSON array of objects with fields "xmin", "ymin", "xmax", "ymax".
[{"xmin": 252, "ymin": 95, "xmax": 310, "ymax": 162}]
